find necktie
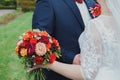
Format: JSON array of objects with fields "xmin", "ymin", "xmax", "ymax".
[{"xmin": 75, "ymin": 0, "xmax": 83, "ymax": 3}]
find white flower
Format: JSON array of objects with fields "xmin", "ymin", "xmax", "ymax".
[{"xmin": 35, "ymin": 42, "xmax": 47, "ymax": 56}]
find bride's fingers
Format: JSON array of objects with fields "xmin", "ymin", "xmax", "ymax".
[
  {"xmin": 27, "ymin": 64, "xmax": 47, "ymax": 73},
  {"xmin": 27, "ymin": 65, "xmax": 40, "ymax": 73},
  {"xmin": 27, "ymin": 68, "xmax": 35, "ymax": 73}
]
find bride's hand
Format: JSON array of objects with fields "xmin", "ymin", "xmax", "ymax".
[{"xmin": 27, "ymin": 64, "xmax": 46, "ymax": 73}]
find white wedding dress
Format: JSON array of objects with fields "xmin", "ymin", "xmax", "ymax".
[{"xmin": 79, "ymin": 15, "xmax": 120, "ymax": 80}]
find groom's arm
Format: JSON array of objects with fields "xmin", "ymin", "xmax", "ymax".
[
  {"xmin": 32, "ymin": 0, "xmax": 54, "ymax": 35},
  {"xmin": 32, "ymin": 0, "xmax": 79, "ymax": 64},
  {"xmin": 61, "ymin": 47, "xmax": 79, "ymax": 64}
]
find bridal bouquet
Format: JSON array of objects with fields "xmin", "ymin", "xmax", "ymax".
[{"xmin": 15, "ymin": 30, "xmax": 61, "ymax": 80}]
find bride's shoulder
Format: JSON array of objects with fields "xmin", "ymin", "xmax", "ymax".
[
  {"xmin": 88, "ymin": 15, "xmax": 102, "ymax": 23},
  {"xmin": 88, "ymin": 15, "xmax": 113, "ymax": 25},
  {"xmin": 87, "ymin": 18, "xmax": 98, "ymax": 26},
  {"xmin": 86, "ymin": 15, "xmax": 104, "ymax": 30},
  {"xmin": 89, "ymin": 15, "xmax": 103, "ymax": 22},
  {"xmin": 90, "ymin": 15, "xmax": 113, "ymax": 22}
]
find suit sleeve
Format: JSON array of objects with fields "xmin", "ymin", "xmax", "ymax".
[
  {"xmin": 32, "ymin": 0, "xmax": 54, "ymax": 35},
  {"xmin": 61, "ymin": 47, "xmax": 77, "ymax": 64},
  {"xmin": 32, "ymin": 0, "xmax": 76, "ymax": 64}
]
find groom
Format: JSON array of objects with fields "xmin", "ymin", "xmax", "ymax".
[{"xmin": 32, "ymin": 0, "xmax": 96, "ymax": 80}]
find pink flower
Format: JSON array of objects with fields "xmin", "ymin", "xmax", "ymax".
[{"xmin": 35, "ymin": 42, "xmax": 46, "ymax": 56}]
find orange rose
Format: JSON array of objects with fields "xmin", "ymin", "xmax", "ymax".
[
  {"xmin": 35, "ymin": 42, "xmax": 46, "ymax": 56},
  {"xmin": 15, "ymin": 46, "xmax": 19, "ymax": 54},
  {"xmin": 39, "ymin": 31, "xmax": 48, "ymax": 36},
  {"xmin": 23, "ymin": 34, "xmax": 30, "ymax": 41},
  {"xmin": 20, "ymin": 48, "xmax": 27, "ymax": 57},
  {"xmin": 52, "ymin": 38, "xmax": 59, "ymax": 47},
  {"xmin": 46, "ymin": 42, "xmax": 51, "ymax": 51}
]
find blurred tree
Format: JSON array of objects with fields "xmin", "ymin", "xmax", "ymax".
[
  {"xmin": 16, "ymin": 0, "xmax": 21, "ymax": 11},
  {"xmin": 0, "ymin": 0, "xmax": 36, "ymax": 11},
  {"xmin": 0, "ymin": 0, "xmax": 16, "ymax": 9},
  {"xmin": 18, "ymin": 0, "xmax": 36, "ymax": 12}
]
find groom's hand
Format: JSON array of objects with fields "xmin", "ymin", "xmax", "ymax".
[{"xmin": 72, "ymin": 54, "xmax": 81, "ymax": 65}]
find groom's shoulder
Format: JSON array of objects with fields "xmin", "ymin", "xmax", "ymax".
[
  {"xmin": 36, "ymin": 0, "xmax": 64, "ymax": 3},
  {"xmin": 85, "ymin": 0, "xmax": 96, "ymax": 2}
]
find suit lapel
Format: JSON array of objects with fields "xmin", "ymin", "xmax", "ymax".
[
  {"xmin": 63, "ymin": 0, "xmax": 85, "ymax": 29},
  {"xmin": 84, "ymin": 0, "xmax": 96, "ymax": 18}
]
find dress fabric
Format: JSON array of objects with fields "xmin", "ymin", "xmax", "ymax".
[{"xmin": 79, "ymin": 15, "xmax": 120, "ymax": 80}]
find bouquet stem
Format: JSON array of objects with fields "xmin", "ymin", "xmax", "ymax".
[{"xmin": 34, "ymin": 68, "xmax": 46, "ymax": 80}]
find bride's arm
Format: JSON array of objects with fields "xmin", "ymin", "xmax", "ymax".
[
  {"xmin": 28, "ymin": 61, "xmax": 83, "ymax": 80},
  {"xmin": 28, "ymin": 21, "xmax": 102, "ymax": 80},
  {"xmin": 48, "ymin": 61, "xmax": 83, "ymax": 80}
]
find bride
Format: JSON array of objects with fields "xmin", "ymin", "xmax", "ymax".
[{"xmin": 28, "ymin": 0, "xmax": 120, "ymax": 80}]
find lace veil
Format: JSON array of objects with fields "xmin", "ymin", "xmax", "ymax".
[
  {"xmin": 106, "ymin": 0, "xmax": 120, "ymax": 79},
  {"xmin": 106, "ymin": 0, "xmax": 120, "ymax": 35}
]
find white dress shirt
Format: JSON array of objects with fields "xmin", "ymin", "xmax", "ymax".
[{"xmin": 76, "ymin": 1, "xmax": 91, "ymax": 26}]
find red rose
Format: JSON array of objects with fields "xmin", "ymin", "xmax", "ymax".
[
  {"xmin": 89, "ymin": 3, "xmax": 101, "ymax": 18},
  {"xmin": 52, "ymin": 38, "xmax": 59, "ymax": 47},
  {"xmin": 93, "ymin": 4, "xmax": 101, "ymax": 17},
  {"xmin": 39, "ymin": 36, "xmax": 49, "ymax": 44},
  {"xmin": 34, "ymin": 56, "xmax": 44, "ymax": 65},
  {"xmin": 20, "ymin": 41, "xmax": 29, "ymax": 47},
  {"xmin": 26, "ymin": 30, "xmax": 33, "ymax": 36},
  {"xmin": 49, "ymin": 53, "xmax": 56, "ymax": 63},
  {"xmin": 30, "ymin": 38, "xmax": 37, "ymax": 44}
]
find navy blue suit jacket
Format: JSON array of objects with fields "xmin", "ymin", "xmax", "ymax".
[{"xmin": 32, "ymin": 0, "xmax": 95, "ymax": 80}]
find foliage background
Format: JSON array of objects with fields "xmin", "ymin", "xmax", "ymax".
[
  {"xmin": 18, "ymin": 0, "xmax": 36, "ymax": 12},
  {"xmin": 0, "ymin": 12, "xmax": 33, "ymax": 80},
  {"xmin": 0, "ymin": 0, "xmax": 16, "ymax": 9},
  {"xmin": 0, "ymin": 0, "xmax": 36, "ymax": 79},
  {"xmin": 0, "ymin": 0, "xmax": 36, "ymax": 12}
]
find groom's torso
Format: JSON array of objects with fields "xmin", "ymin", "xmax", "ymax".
[
  {"xmin": 33, "ymin": 0, "xmax": 96, "ymax": 60},
  {"xmin": 46, "ymin": 0, "xmax": 96, "ymax": 53}
]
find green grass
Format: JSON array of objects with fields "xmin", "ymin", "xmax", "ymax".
[{"xmin": 0, "ymin": 12, "xmax": 33, "ymax": 80}]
